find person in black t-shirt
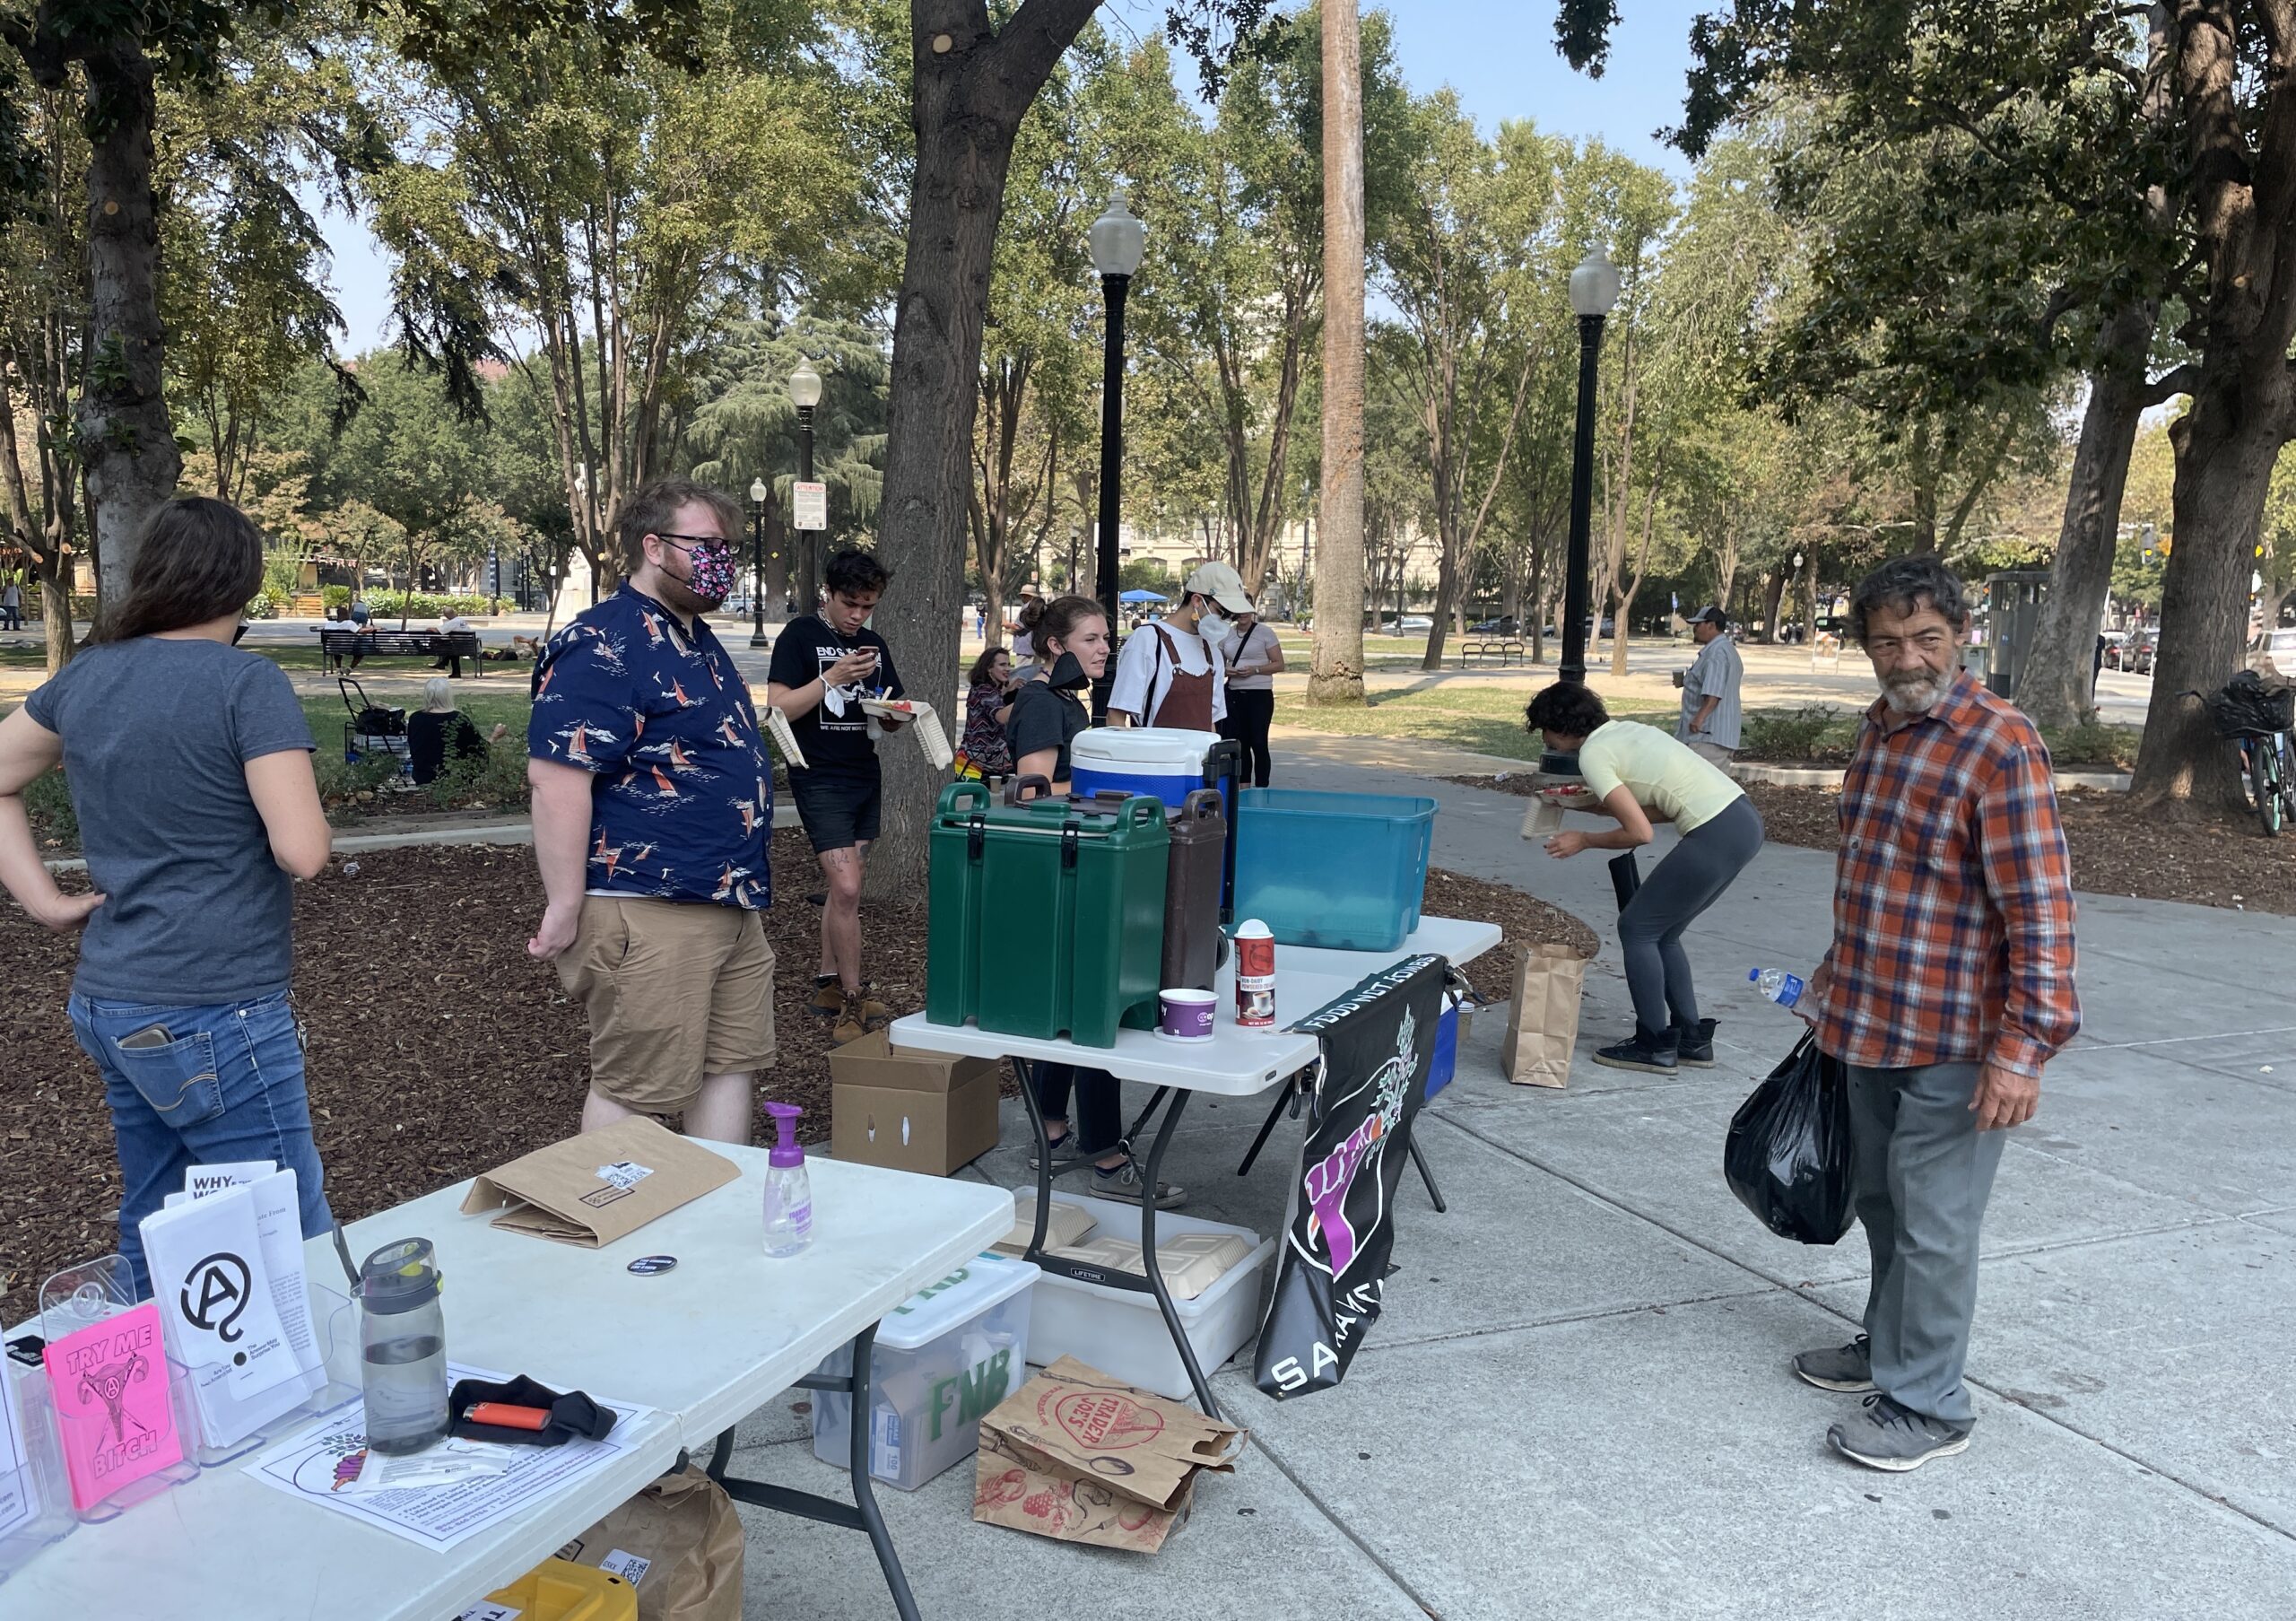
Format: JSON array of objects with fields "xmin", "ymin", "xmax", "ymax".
[
  {"xmin": 408, "ymin": 677, "xmax": 507, "ymax": 785},
  {"xmin": 765, "ymin": 549, "xmax": 906, "ymax": 1042}
]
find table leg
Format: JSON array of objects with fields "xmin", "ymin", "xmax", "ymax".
[
  {"xmin": 1235, "ymin": 1075, "xmax": 1300, "ymax": 1177},
  {"xmin": 1013, "ymin": 1057, "xmax": 1054, "ymax": 1260},
  {"xmin": 1138, "ymin": 1091, "xmax": 1221, "ymax": 1419},
  {"xmin": 705, "ymin": 1322, "xmax": 922, "ymax": 1621},
  {"xmin": 1407, "ymin": 1133, "xmax": 1448, "ymax": 1213}
]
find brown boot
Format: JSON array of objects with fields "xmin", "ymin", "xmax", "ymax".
[
  {"xmin": 832, "ymin": 992, "xmax": 866, "ymax": 1046},
  {"xmin": 808, "ymin": 977, "xmax": 845, "ymax": 1016}
]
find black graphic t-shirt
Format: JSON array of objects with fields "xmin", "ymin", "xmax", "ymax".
[{"xmin": 767, "ymin": 614, "xmax": 904, "ymax": 779}]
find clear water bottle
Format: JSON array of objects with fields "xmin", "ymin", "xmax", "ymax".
[
  {"xmin": 1750, "ymin": 967, "xmax": 1805, "ymax": 1008},
  {"xmin": 357, "ymin": 1238, "xmax": 449, "ymax": 1454},
  {"xmin": 762, "ymin": 1101, "xmax": 813, "ymax": 1258}
]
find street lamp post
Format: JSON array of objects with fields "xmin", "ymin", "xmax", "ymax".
[
  {"xmin": 748, "ymin": 477, "xmax": 770, "ymax": 647},
  {"xmin": 1090, "ymin": 193, "xmax": 1146, "ymax": 720},
  {"xmin": 1559, "ymin": 248, "xmax": 1621, "ymax": 688},
  {"xmin": 789, "ymin": 361, "xmax": 822, "ymax": 615}
]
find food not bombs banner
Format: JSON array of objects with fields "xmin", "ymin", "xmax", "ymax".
[{"xmin": 1255, "ymin": 954, "xmax": 1446, "ymax": 1400}]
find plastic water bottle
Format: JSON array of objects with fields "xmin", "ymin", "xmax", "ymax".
[
  {"xmin": 357, "ymin": 1238, "xmax": 449, "ymax": 1454},
  {"xmin": 1750, "ymin": 967, "xmax": 1805, "ymax": 1009},
  {"xmin": 761, "ymin": 1101, "xmax": 813, "ymax": 1257}
]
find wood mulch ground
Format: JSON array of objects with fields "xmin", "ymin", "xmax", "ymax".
[
  {"xmin": 1443, "ymin": 773, "xmax": 2296, "ymax": 917},
  {"xmin": 0, "ymin": 838, "xmax": 1585, "ymax": 1320}
]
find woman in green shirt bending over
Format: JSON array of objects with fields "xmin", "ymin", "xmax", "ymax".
[{"xmin": 1526, "ymin": 683, "xmax": 1765, "ymax": 1076}]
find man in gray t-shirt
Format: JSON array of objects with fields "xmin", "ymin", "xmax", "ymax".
[
  {"xmin": 1677, "ymin": 605, "xmax": 1744, "ymax": 763},
  {"xmin": 24, "ymin": 638, "xmax": 315, "ymax": 1002}
]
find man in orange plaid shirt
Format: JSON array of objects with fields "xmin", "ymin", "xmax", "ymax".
[{"xmin": 1793, "ymin": 555, "xmax": 2079, "ymax": 1472}]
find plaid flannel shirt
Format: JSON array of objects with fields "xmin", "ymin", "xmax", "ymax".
[{"xmin": 1815, "ymin": 670, "xmax": 2079, "ymax": 1077}]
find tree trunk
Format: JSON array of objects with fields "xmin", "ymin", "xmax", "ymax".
[
  {"xmin": 78, "ymin": 43, "xmax": 179, "ymax": 606},
  {"xmin": 1760, "ymin": 567, "xmax": 1785, "ymax": 642},
  {"xmin": 2129, "ymin": 390, "xmax": 2283, "ymax": 811},
  {"xmin": 865, "ymin": 0, "xmax": 1091, "ymax": 895},
  {"xmin": 1308, "ymin": 0, "xmax": 1367, "ymax": 706},
  {"xmin": 1609, "ymin": 449, "xmax": 1665, "ymax": 678},
  {"xmin": 2017, "ymin": 301, "xmax": 2156, "ymax": 728},
  {"xmin": 1906, "ymin": 419, "xmax": 1939, "ymax": 553}
]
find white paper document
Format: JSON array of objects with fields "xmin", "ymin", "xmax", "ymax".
[
  {"xmin": 0, "ymin": 1364, "xmax": 41, "ymax": 1539},
  {"xmin": 246, "ymin": 1365, "xmax": 653, "ymax": 1553},
  {"xmin": 140, "ymin": 1182, "xmax": 307, "ymax": 1448}
]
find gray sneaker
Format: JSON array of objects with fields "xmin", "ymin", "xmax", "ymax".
[
  {"xmin": 1793, "ymin": 1334, "xmax": 1875, "ymax": 1392},
  {"xmin": 1090, "ymin": 1158, "xmax": 1187, "ymax": 1210},
  {"xmin": 1026, "ymin": 1130, "xmax": 1091, "ymax": 1173},
  {"xmin": 1827, "ymin": 1393, "xmax": 1972, "ymax": 1472}
]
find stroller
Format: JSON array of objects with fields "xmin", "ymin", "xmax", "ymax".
[{"xmin": 339, "ymin": 675, "xmax": 412, "ymax": 774}]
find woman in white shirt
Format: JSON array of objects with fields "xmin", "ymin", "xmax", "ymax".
[{"xmin": 1218, "ymin": 608, "xmax": 1284, "ymax": 785}]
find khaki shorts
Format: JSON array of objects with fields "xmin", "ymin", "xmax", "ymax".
[{"xmin": 555, "ymin": 895, "xmax": 776, "ymax": 1114}]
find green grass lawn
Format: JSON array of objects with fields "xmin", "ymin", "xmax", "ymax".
[
  {"xmin": 1735, "ymin": 704, "xmax": 2141, "ymax": 769},
  {"xmin": 1274, "ymin": 684, "xmax": 1671, "ymax": 763}
]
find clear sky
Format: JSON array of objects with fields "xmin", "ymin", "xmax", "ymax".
[{"xmin": 312, "ymin": 1, "xmax": 1705, "ymax": 353}]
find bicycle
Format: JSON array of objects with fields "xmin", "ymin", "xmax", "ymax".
[{"xmin": 2192, "ymin": 675, "xmax": 2296, "ymax": 836}]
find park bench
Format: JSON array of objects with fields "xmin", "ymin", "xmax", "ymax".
[
  {"xmin": 1458, "ymin": 638, "xmax": 1527, "ymax": 668},
  {"xmin": 317, "ymin": 627, "xmax": 487, "ymax": 675}
]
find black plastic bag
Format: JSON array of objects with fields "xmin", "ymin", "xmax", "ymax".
[{"xmin": 1724, "ymin": 1033, "xmax": 1856, "ymax": 1244}]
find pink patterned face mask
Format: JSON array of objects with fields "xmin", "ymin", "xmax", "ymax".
[{"xmin": 659, "ymin": 534, "xmax": 737, "ymax": 605}]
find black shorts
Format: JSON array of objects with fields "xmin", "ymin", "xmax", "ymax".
[{"xmin": 787, "ymin": 767, "xmax": 882, "ymax": 853}]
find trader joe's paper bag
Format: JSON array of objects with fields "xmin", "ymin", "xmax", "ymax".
[
  {"xmin": 972, "ymin": 1357, "xmax": 1244, "ymax": 1554},
  {"xmin": 460, "ymin": 1117, "xmax": 738, "ymax": 1246},
  {"xmin": 1500, "ymin": 940, "xmax": 1595, "ymax": 1089}
]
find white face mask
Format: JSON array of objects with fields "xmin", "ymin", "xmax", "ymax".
[{"xmin": 1196, "ymin": 603, "xmax": 1231, "ymax": 646}]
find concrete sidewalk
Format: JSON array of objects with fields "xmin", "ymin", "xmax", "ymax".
[{"xmin": 724, "ymin": 746, "xmax": 2296, "ymax": 1619}]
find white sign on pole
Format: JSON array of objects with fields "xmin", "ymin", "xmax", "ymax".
[{"xmin": 793, "ymin": 481, "xmax": 829, "ymax": 531}]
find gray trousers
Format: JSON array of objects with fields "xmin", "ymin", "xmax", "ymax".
[
  {"xmin": 1847, "ymin": 1059, "xmax": 2006, "ymax": 1425},
  {"xmin": 1616, "ymin": 795, "xmax": 1763, "ymax": 1033}
]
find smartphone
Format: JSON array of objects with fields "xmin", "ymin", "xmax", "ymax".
[{"xmin": 118, "ymin": 1024, "xmax": 173, "ymax": 1050}]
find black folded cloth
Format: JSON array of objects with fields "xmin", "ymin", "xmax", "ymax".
[{"xmin": 446, "ymin": 1373, "xmax": 617, "ymax": 1447}]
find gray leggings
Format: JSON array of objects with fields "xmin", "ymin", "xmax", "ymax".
[{"xmin": 1617, "ymin": 795, "xmax": 1763, "ymax": 1033}]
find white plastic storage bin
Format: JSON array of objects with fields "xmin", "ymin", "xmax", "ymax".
[
  {"xmin": 1069, "ymin": 728, "xmax": 1219, "ymax": 810},
  {"xmin": 811, "ymin": 1252, "xmax": 1037, "ymax": 1491},
  {"xmin": 1025, "ymin": 1193, "xmax": 1274, "ymax": 1401}
]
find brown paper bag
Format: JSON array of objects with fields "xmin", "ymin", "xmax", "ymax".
[
  {"xmin": 460, "ymin": 1116, "xmax": 740, "ymax": 1246},
  {"xmin": 972, "ymin": 1356, "xmax": 1246, "ymax": 1554},
  {"xmin": 1500, "ymin": 941, "xmax": 1594, "ymax": 1089},
  {"xmin": 559, "ymin": 1464, "xmax": 744, "ymax": 1621}
]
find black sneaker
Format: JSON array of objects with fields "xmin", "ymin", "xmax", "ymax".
[
  {"xmin": 1827, "ymin": 1393, "xmax": 1972, "ymax": 1472},
  {"xmin": 1674, "ymin": 1017, "xmax": 1717, "ymax": 1067},
  {"xmin": 1592, "ymin": 1024, "xmax": 1678, "ymax": 1074}
]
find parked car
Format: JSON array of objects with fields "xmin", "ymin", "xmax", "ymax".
[
  {"xmin": 2254, "ymin": 626, "xmax": 2296, "ymax": 673},
  {"xmin": 1468, "ymin": 615, "xmax": 1520, "ymax": 635},
  {"xmin": 1394, "ymin": 614, "xmax": 1433, "ymax": 632},
  {"xmin": 2109, "ymin": 628, "xmax": 2158, "ymax": 674}
]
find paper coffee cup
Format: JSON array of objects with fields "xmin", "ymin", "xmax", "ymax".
[{"xmin": 1157, "ymin": 988, "xmax": 1217, "ymax": 1041}]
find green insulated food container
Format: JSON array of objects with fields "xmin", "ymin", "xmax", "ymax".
[{"xmin": 925, "ymin": 780, "xmax": 1170, "ymax": 1048}]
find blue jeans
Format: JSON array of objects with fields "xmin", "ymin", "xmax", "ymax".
[{"xmin": 68, "ymin": 991, "xmax": 334, "ymax": 1300}]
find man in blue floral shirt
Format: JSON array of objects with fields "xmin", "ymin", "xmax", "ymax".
[{"xmin": 526, "ymin": 478, "xmax": 773, "ymax": 1144}]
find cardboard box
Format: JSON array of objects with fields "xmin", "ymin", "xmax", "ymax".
[
  {"xmin": 827, "ymin": 1030, "xmax": 1000, "ymax": 1094},
  {"xmin": 829, "ymin": 1033, "xmax": 1002, "ymax": 1175}
]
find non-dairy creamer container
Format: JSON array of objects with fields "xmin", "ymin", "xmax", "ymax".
[{"xmin": 1234, "ymin": 918, "xmax": 1274, "ymax": 1027}]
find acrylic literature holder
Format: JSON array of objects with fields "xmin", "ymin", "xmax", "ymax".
[
  {"xmin": 182, "ymin": 1283, "xmax": 360, "ymax": 1468},
  {"xmin": 0, "ymin": 1357, "xmax": 75, "ymax": 1587},
  {"xmin": 31, "ymin": 1256, "xmax": 201, "ymax": 1522}
]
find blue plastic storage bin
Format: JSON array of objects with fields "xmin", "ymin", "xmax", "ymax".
[{"xmin": 1231, "ymin": 789, "xmax": 1438, "ymax": 951}]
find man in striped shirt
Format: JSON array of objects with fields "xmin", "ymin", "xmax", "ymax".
[{"xmin": 1794, "ymin": 555, "xmax": 2079, "ymax": 1472}]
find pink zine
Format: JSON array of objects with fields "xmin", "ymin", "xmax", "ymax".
[{"xmin": 42, "ymin": 1303, "xmax": 184, "ymax": 1511}]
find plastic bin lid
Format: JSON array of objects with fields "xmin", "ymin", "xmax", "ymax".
[
  {"xmin": 874, "ymin": 1251, "xmax": 1039, "ymax": 1350},
  {"xmin": 1071, "ymin": 728, "xmax": 1219, "ymax": 768}
]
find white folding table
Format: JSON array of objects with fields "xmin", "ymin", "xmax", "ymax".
[
  {"xmin": 3, "ymin": 1150, "xmax": 1010, "ymax": 1621},
  {"xmin": 886, "ymin": 914, "xmax": 1502, "ymax": 1419}
]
